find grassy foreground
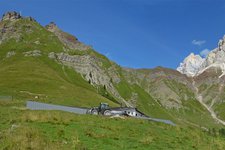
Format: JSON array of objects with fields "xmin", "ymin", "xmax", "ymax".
[{"xmin": 0, "ymin": 100, "xmax": 225, "ymax": 150}]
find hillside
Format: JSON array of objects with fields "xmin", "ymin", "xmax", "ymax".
[
  {"xmin": 1, "ymin": 11, "xmax": 225, "ymax": 149},
  {"xmin": 0, "ymin": 12, "xmax": 117, "ymax": 107},
  {"xmin": 177, "ymin": 35, "xmax": 225, "ymax": 124},
  {"xmin": 1, "ymin": 100, "xmax": 225, "ymax": 150},
  {"xmin": 0, "ymin": 11, "xmax": 224, "ymax": 130}
]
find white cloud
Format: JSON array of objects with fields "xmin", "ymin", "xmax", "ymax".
[
  {"xmin": 200, "ymin": 49, "xmax": 210, "ymax": 57},
  {"xmin": 192, "ymin": 40, "xmax": 206, "ymax": 46}
]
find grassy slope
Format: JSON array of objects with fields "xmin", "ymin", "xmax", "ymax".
[
  {"xmin": 1, "ymin": 101, "xmax": 225, "ymax": 150},
  {"xmin": 0, "ymin": 54, "xmax": 117, "ymax": 107},
  {"xmin": 115, "ymin": 77, "xmax": 221, "ymax": 128},
  {"xmin": 200, "ymin": 84, "xmax": 225, "ymax": 121},
  {"xmin": 163, "ymin": 79, "xmax": 221, "ymax": 127},
  {"xmin": 115, "ymin": 80, "xmax": 173, "ymax": 120},
  {"xmin": 0, "ymin": 17, "xmax": 225, "ymax": 149},
  {"xmin": 0, "ymin": 19, "xmax": 117, "ymax": 107},
  {"xmin": 0, "ymin": 18, "xmax": 222, "ymax": 128}
]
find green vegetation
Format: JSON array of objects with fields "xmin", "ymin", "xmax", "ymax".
[
  {"xmin": 0, "ymin": 18, "xmax": 65, "ymax": 59},
  {"xmin": 1, "ymin": 15, "xmax": 225, "ymax": 149},
  {"xmin": 115, "ymin": 78, "xmax": 220, "ymax": 128},
  {"xmin": 1, "ymin": 101, "xmax": 225, "ymax": 150},
  {"xmin": 214, "ymin": 103, "xmax": 225, "ymax": 121},
  {"xmin": 0, "ymin": 54, "xmax": 117, "ymax": 107},
  {"xmin": 0, "ymin": 18, "xmax": 118, "ymax": 107}
]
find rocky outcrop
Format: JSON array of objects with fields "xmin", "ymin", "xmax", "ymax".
[
  {"xmin": 46, "ymin": 22, "xmax": 90, "ymax": 50},
  {"xmin": 177, "ymin": 53, "xmax": 205, "ymax": 77},
  {"xmin": 23, "ymin": 50, "xmax": 42, "ymax": 57},
  {"xmin": 177, "ymin": 36, "xmax": 225, "ymax": 78},
  {"xmin": 0, "ymin": 12, "xmax": 39, "ymax": 45},
  {"xmin": 1, "ymin": 11, "xmax": 22, "ymax": 21},
  {"xmin": 48, "ymin": 52, "xmax": 131, "ymax": 106}
]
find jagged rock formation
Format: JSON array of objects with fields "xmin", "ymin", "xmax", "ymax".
[
  {"xmin": 178, "ymin": 36, "xmax": 225, "ymax": 78},
  {"xmin": 0, "ymin": 12, "xmax": 37, "ymax": 45},
  {"xmin": 51, "ymin": 53, "xmax": 118, "ymax": 94},
  {"xmin": 1, "ymin": 11, "xmax": 21, "ymax": 21},
  {"xmin": 177, "ymin": 53, "xmax": 205, "ymax": 77}
]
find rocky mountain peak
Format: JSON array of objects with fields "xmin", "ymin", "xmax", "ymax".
[
  {"xmin": 177, "ymin": 53, "xmax": 205, "ymax": 77},
  {"xmin": 218, "ymin": 35, "xmax": 225, "ymax": 51},
  {"xmin": 178, "ymin": 35, "xmax": 225, "ymax": 78},
  {"xmin": 45, "ymin": 22, "xmax": 58, "ymax": 32},
  {"xmin": 1, "ymin": 11, "xmax": 22, "ymax": 21}
]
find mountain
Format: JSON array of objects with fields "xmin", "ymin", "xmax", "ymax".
[
  {"xmin": 0, "ymin": 11, "xmax": 224, "ymax": 128},
  {"xmin": 2, "ymin": 11, "xmax": 225, "ymax": 149},
  {"xmin": 177, "ymin": 36, "xmax": 225, "ymax": 78},
  {"xmin": 177, "ymin": 53, "xmax": 205, "ymax": 77},
  {"xmin": 177, "ymin": 35, "xmax": 225, "ymax": 125}
]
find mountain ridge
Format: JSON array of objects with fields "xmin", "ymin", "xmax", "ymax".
[{"xmin": 0, "ymin": 11, "xmax": 224, "ymax": 128}]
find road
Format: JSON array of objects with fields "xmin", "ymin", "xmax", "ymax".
[{"xmin": 26, "ymin": 101, "xmax": 175, "ymax": 126}]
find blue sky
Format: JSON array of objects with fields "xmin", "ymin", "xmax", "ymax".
[{"xmin": 1, "ymin": 0, "xmax": 225, "ymax": 69}]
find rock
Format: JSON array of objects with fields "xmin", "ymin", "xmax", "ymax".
[
  {"xmin": 177, "ymin": 53, "xmax": 205, "ymax": 77},
  {"xmin": 48, "ymin": 52, "xmax": 56, "ymax": 59},
  {"xmin": 45, "ymin": 22, "xmax": 58, "ymax": 32},
  {"xmin": 50, "ymin": 52, "xmax": 127, "ymax": 105},
  {"xmin": 23, "ymin": 50, "xmax": 42, "ymax": 57},
  {"xmin": 6, "ymin": 51, "xmax": 16, "ymax": 58},
  {"xmin": 1, "ymin": 11, "xmax": 21, "ymax": 21},
  {"xmin": 178, "ymin": 35, "xmax": 225, "ymax": 78},
  {"xmin": 34, "ymin": 41, "xmax": 40, "ymax": 45}
]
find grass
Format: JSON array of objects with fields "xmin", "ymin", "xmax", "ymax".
[
  {"xmin": 0, "ymin": 17, "xmax": 224, "ymax": 149},
  {"xmin": 114, "ymin": 78, "xmax": 221, "ymax": 128},
  {"xmin": 0, "ymin": 19, "xmax": 65, "ymax": 59},
  {"xmin": 1, "ymin": 101, "xmax": 225, "ymax": 150},
  {"xmin": 0, "ymin": 18, "xmax": 119, "ymax": 107},
  {"xmin": 215, "ymin": 102, "xmax": 225, "ymax": 121},
  {"xmin": 0, "ymin": 54, "xmax": 117, "ymax": 107}
]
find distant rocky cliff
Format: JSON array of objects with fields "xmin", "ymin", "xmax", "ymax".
[{"xmin": 177, "ymin": 36, "xmax": 225, "ymax": 78}]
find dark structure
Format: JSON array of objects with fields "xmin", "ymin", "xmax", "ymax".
[{"xmin": 86, "ymin": 102, "xmax": 148, "ymax": 117}]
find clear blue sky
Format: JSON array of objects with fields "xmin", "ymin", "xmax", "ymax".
[{"xmin": 1, "ymin": 0, "xmax": 225, "ymax": 69}]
